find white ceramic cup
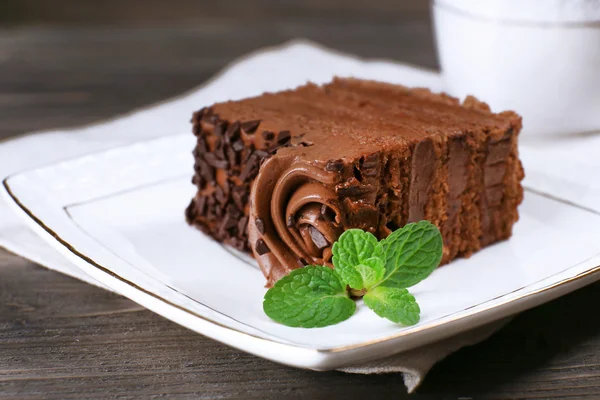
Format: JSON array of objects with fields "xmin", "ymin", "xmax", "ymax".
[{"xmin": 433, "ymin": 0, "xmax": 600, "ymax": 136}]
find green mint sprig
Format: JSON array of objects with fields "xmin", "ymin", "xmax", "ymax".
[{"xmin": 263, "ymin": 220, "xmax": 443, "ymax": 328}]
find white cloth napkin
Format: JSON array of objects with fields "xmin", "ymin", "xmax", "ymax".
[{"xmin": 2, "ymin": 40, "xmax": 595, "ymax": 393}]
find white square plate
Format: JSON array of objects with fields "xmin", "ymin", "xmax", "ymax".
[{"xmin": 4, "ymin": 133, "xmax": 600, "ymax": 370}]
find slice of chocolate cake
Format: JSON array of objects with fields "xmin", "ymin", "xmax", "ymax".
[{"xmin": 186, "ymin": 78, "xmax": 524, "ymax": 286}]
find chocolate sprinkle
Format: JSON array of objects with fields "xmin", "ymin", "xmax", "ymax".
[
  {"xmin": 241, "ymin": 120, "xmax": 261, "ymax": 133},
  {"xmin": 255, "ymin": 218, "xmax": 265, "ymax": 234},
  {"xmin": 325, "ymin": 159, "xmax": 344, "ymax": 172},
  {"xmin": 255, "ymin": 239, "xmax": 270, "ymax": 255},
  {"xmin": 308, "ymin": 226, "xmax": 329, "ymax": 250}
]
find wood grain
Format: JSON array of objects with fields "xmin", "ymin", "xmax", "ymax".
[{"xmin": 1, "ymin": 1, "xmax": 600, "ymax": 398}]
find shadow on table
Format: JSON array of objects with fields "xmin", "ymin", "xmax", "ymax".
[{"xmin": 417, "ymin": 280, "xmax": 600, "ymax": 397}]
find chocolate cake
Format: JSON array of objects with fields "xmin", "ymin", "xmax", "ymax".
[{"xmin": 186, "ymin": 78, "xmax": 524, "ymax": 286}]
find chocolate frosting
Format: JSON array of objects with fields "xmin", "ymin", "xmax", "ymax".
[{"xmin": 248, "ymin": 155, "xmax": 343, "ymax": 285}]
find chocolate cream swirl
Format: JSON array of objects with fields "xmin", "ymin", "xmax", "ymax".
[{"xmin": 248, "ymin": 155, "xmax": 344, "ymax": 286}]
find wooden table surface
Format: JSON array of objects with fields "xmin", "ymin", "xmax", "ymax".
[{"xmin": 2, "ymin": 1, "xmax": 600, "ymax": 398}]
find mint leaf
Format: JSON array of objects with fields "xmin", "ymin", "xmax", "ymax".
[
  {"xmin": 363, "ymin": 286, "xmax": 420, "ymax": 325},
  {"xmin": 354, "ymin": 257, "xmax": 385, "ymax": 289},
  {"xmin": 332, "ymin": 229, "xmax": 383, "ymax": 288},
  {"xmin": 334, "ymin": 261, "xmax": 363, "ymax": 290},
  {"xmin": 378, "ymin": 221, "xmax": 442, "ymax": 289},
  {"xmin": 263, "ymin": 266, "xmax": 356, "ymax": 328}
]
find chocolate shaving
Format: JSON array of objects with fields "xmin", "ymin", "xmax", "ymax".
[
  {"xmin": 286, "ymin": 215, "xmax": 295, "ymax": 228},
  {"xmin": 255, "ymin": 218, "xmax": 265, "ymax": 234},
  {"xmin": 254, "ymin": 149, "xmax": 269, "ymax": 158},
  {"xmin": 214, "ymin": 203, "xmax": 223, "ymax": 218},
  {"xmin": 215, "ymin": 186, "xmax": 227, "ymax": 207},
  {"xmin": 219, "ymin": 214, "xmax": 238, "ymax": 234},
  {"xmin": 308, "ymin": 226, "xmax": 329, "ymax": 250},
  {"xmin": 255, "ymin": 239, "xmax": 270, "ymax": 255},
  {"xmin": 237, "ymin": 216, "xmax": 249, "ymax": 236},
  {"xmin": 204, "ymin": 153, "xmax": 229, "ymax": 169},
  {"xmin": 242, "ymin": 144, "xmax": 255, "ymax": 164},
  {"xmin": 239, "ymin": 154, "xmax": 259, "ymax": 182},
  {"xmin": 207, "ymin": 113, "xmax": 220, "ymax": 124},
  {"xmin": 228, "ymin": 237, "xmax": 246, "ymax": 251},
  {"xmin": 224, "ymin": 121, "xmax": 241, "ymax": 144},
  {"xmin": 214, "ymin": 138, "xmax": 226, "ymax": 160},
  {"xmin": 231, "ymin": 186, "xmax": 247, "ymax": 210},
  {"xmin": 226, "ymin": 146, "xmax": 237, "ymax": 167},
  {"xmin": 185, "ymin": 200, "xmax": 196, "ymax": 223},
  {"xmin": 231, "ymin": 140, "xmax": 244, "ymax": 152},
  {"xmin": 326, "ymin": 159, "xmax": 344, "ymax": 172},
  {"xmin": 226, "ymin": 203, "xmax": 241, "ymax": 219},
  {"xmin": 241, "ymin": 120, "xmax": 261, "ymax": 133},
  {"xmin": 195, "ymin": 158, "xmax": 214, "ymax": 182},
  {"xmin": 193, "ymin": 124, "xmax": 202, "ymax": 137},
  {"xmin": 191, "ymin": 107, "xmax": 207, "ymax": 124},
  {"xmin": 196, "ymin": 136, "xmax": 208, "ymax": 154},
  {"xmin": 277, "ymin": 130, "xmax": 291, "ymax": 144},
  {"xmin": 206, "ymin": 195, "xmax": 215, "ymax": 208},
  {"xmin": 213, "ymin": 121, "xmax": 226, "ymax": 137},
  {"xmin": 196, "ymin": 196, "xmax": 207, "ymax": 214}
]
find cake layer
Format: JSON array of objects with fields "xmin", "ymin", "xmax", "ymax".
[{"xmin": 186, "ymin": 78, "xmax": 524, "ymax": 286}]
